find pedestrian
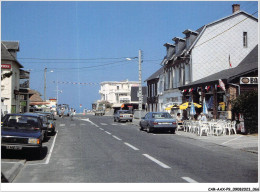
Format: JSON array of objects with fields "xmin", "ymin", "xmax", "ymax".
[
  {"xmin": 200, "ymin": 113, "xmax": 207, "ymax": 121},
  {"xmin": 176, "ymin": 113, "xmax": 183, "ymax": 124},
  {"xmin": 197, "ymin": 112, "xmax": 202, "ymax": 121}
]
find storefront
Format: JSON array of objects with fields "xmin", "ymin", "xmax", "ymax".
[{"xmin": 179, "ymin": 45, "xmax": 258, "ymax": 122}]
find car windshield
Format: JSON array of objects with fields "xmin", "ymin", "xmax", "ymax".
[
  {"xmin": 152, "ymin": 113, "xmax": 172, "ymax": 119},
  {"xmin": 2, "ymin": 115, "xmax": 39, "ymax": 129},
  {"xmin": 119, "ymin": 110, "xmax": 131, "ymax": 114}
]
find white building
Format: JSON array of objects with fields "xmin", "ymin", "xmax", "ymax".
[
  {"xmin": 1, "ymin": 41, "xmax": 24, "ymax": 114},
  {"xmin": 160, "ymin": 4, "xmax": 258, "ymax": 106},
  {"xmin": 99, "ymin": 80, "xmax": 139, "ymax": 107}
]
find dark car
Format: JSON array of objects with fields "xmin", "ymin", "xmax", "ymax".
[
  {"xmin": 35, "ymin": 111, "xmax": 56, "ymax": 135},
  {"xmin": 1, "ymin": 113, "xmax": 47, "ymax": 156},
  {"xmin": 139, "ymin": 112, "xmax": 177, "ymax": 133},
  {"xmin": 24, "ymin": 112, "xmax": 49, "ymax": 139},
  {"xmin": 114, "ymin": 110, "xmax": 133, "ymax": 122}
]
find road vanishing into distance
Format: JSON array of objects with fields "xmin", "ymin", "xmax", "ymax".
[{"xmin": 3, "ymin": 114, "xmax": 257, "ymax": 183}]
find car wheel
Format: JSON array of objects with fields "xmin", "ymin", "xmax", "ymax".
[
  {"xmin": 139, "ymin": 122, "xmax": 144, "ymax": 131},
  {"xmin": 130, "ymin": 120, "xmax": 132, "ymax": 122},
  {"xmin": 147, "ymin": 126, "xmax": 152, "ymax": 133},
  {"xmin": 170, "ymin": 129, "xmax": 176, "ymax": 134}
]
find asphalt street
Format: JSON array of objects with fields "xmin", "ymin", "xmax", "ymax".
[{"xmin": 5, "ymin": 114, "xmax": 258, "ymax": 183}]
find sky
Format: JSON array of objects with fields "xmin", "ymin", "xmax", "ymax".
[{"xmin": 1, "ymin": 1, "xmax": 258, "ymax": 112}]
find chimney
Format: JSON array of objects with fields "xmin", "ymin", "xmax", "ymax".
[{"xmin": 232, "ymin": 4, "xmax": 240, "ymax": 13}]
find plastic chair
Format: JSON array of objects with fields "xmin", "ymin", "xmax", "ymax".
[
  {"xmin": 213, "ymin": 122, "xmax": 225, "ymax": 136},
  {"xmin": 199, "ymin": 122, "xmax": 210, "ymax": 136},
  {"xmin": 230, "ymin": 121, "xmax": 237, "ymax": 134},
  {"xmin": 177, "ymin": 122, "xmax": 185, "ymax": 131}
]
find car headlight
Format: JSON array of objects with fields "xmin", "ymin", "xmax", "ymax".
[{"xmin": 28, "ymin": 138, "xmax": 40, "ymax": 144}]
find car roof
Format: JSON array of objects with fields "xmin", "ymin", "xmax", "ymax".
[
  {"xmin": 23, "ymin": 112, "xmax": 47, "ymax": 117},
  {"xmin": 5, "ymin": 113, "xmax": 40, "ymax": 118}
]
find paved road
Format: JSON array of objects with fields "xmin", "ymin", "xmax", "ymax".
[{"xmin": 7, "ymin": 115, "xmax": 257, "ymax": 183}]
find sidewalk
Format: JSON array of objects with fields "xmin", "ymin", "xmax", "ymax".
[
  {"xmin": 132, "ymin": 118, "xmax": 258, "ymax": 154},
  {"xmin": 1, "ymin": 159, "xmax": 26, "ymax": 183}
]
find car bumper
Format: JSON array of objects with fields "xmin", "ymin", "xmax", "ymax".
[
  {"xmin": 2, "ymin": 143, "xmax": 42, "ymax": 149},
  {"xmin": 151, "ymin": 125, "xmax": 176, "ymax": 129}
]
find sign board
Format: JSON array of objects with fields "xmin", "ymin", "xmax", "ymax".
[
  {"xmin": 1, "ymin": 64, "xmax": 11, "ymax": 69},
  {"xmin": 240, "ymin": 77, "xmax": 258, "ymax": 84}
]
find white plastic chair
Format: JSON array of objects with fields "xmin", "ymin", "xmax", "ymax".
[
  {"xmin": 230, "ymin": 121, "xmax": 237, "ymax": 134},
  {"xmin": 199, "ymin": 121, "xmax": 210, "ymax": 136},
  {"xmin": 177, "ymin": 121, "xmax": 185, "ymax": 131},
  {"xmin": 213, "ymin": 121, "xmax": 225, "ymax": 136}
]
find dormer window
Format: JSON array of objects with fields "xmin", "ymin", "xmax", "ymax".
[{"xmin": 182, "ymin": 29, "xmax": 199, "ymax": 49}]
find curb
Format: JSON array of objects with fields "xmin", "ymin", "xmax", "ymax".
[{"xmin": 2, "ymin": 160, "xmax": 26, "ymax": 182}]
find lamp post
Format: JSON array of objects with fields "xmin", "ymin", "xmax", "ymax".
[
  {"xmin": 126, "ymin": 50, "xmax": 143, "ymax": 116},
  {"xmin": 138, "ymin": 50, "xmax": 143, "ymax": 111},
  {"xmin": 44, "ymin": 68, "xmax": 54, "ymax": 101}
]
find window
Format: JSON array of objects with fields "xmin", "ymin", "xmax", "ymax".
[{"xmin": 243, "ymin": 32, "xmax": 248, "ymax": 48}]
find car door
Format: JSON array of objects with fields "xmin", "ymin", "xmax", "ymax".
[{"xmin": 143, "ymin": 113, "xmax": 150, "ymax": 128}]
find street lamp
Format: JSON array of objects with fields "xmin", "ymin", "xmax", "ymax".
[
  {"xmin": 44, "ymin": 68, "xmax": 54, "ymax": 101},
  {"xmin": 126, "ymin": 50, "xmax": 143, "ymax": 113}
]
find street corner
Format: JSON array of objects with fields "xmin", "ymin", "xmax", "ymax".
[{"xmin": 1, "ymin": 159, "xmax": 26, "ymax": 183}]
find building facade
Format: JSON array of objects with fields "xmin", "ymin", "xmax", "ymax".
[
  {"xmin": 158, "ymin": 4, "xmax": 258, "ymax": 111},
  {"xmin": 1, "ymin": 41, "xmax": 24, "ymax": 114},
  {"xmin": 98, "ymin": 80, "xmax": 139, "ymax": 107}
]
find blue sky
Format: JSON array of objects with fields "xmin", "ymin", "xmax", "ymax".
[{"xmin": 1, "ymin": 1, "xmax": 258, "ymax": 112}]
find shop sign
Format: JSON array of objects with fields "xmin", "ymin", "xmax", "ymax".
[
  {"xmin": 240, "ymin": 77, "xmax": 258, "ymax": 84},
  {"xmin": 1, "ymin": 64, "xmax": 11, "ymax": 69}
]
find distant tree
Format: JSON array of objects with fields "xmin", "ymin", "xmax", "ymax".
[{"xmin": 232, "ymin": 91, "xmax": 258, "ymax": 134}]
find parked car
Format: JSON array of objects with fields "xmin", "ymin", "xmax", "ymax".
[
  {"xmin": 139, "ymin": 112, "xmax": 177, "ymax": 133},
  {"xmin": 35, "ymin": 111, "xmax": 56, "ymax": 135},
  {"xmin": 114, "ymin": 110, "xmax": 133, "ymax": 122},
  {"xmin": 24, "ymin": 113, "xmax": 49, "ymax": 140},
  {"xmin": 1, "ymin": 113, "xmax": 47, "ymax": 157}
]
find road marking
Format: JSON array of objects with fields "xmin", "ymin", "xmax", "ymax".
[
  {"xmin": 182, "ymin": 177, "xmax": 198, "ymax": 183},
  {"xmin": 105, "ymin": 131, "xmax": 111, "ymax": 135},
  {"xmin": 100, "ymin": 123, "xmax": 108, "ymax": 125},
  {"xmin": 59, "ymin": 124, "xmax": 65, "ymax": 127},
  {"xmin": 45, "ymin": 131, "xmax": 58, "ymax": 164},
  {"xmin": 81, "ymin": 118, "xmax": 99, "ymax": 127},
  {"xmin": 70, "ymin": 124, "xmax": 76, "ymax": 126},
  {"xmin": 221, "ymin": 135, "xmax": 243, "ymax": 145},
  {"xmin": 27, "ymin": 131, "xmax": 59, "ymax": 166},
  {"xmin": 143, "ymin": 154, "xmax": 171, "ymax": 169},
  {"xmin": 112, "ymin": 135, "xmax": 122, "ymax": 141},
  {"xmin": 99, "ymin": 128, "xmax": 104, "ymax": 131},
  {"xmin": 124, "ymin": 142, "xmax": 139, "ymax": 151},
  {"xmin": 111, "ymin": 123, "xmax": 117, "ymax": 126},
  {"xmin": 80, "ymin": 123, "xmax": 86, "ymax": 126}
]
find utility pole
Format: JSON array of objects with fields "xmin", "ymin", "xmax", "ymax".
[
  {"xmin": 44, "ymin": 67, "xmax": 47, "ymax": 101},
  {"xmin": 138, "ymin": 50, "xmax": 143, "ymax": 111}
]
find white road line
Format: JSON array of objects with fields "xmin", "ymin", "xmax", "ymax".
[
  {"xmin": 112, "ymin": 135, "xmax": 122, "ymax": 141},
  {"xmin": 143, "ymin": 154, "xmax": 171, "ymax": 169},
  {"xmin": 81, "ymin": 118, "xmax": 99, "ymax": 127},
  {"xmin": 111, "ymin": 124, "xmax": 117, "ymax": 126},
  {"xmin": 27, "ymin": 131, "xmax": 59, "ymax": 166},
  {"xmin": 59, "ymin": 124, "xmax": 65, "ymax": 127},
  {"xmin": 80, "ymin": 124, "xmax": 86, "ymax": 126},
  {"xmin": 45, "ymin": 131, "xmax": 58, "ymax": 164},
  {"xmin": 124, "ymin": 142, "xmax": 139, "ymax": 151},
  {"xmin": 182, "ymin": 177, "xmax": 198, "ymax": 183},
  {"xmin": 100, "ymin": 123, "xmax": 108, "ymax": 125},
  {"xmin": 70, "ymin": 124, "xmax": 76, "ymax": 126},
  {"xmin": 105, "ymin": 131, "xmax": 111, "ymax": 135},
  {"xmin": 221, "ymin": 135, "xmax": 243, "ymax": 145},
  {"xmin": 99, "ymin": 128, "xmax": 104, "ymax": 130}
]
